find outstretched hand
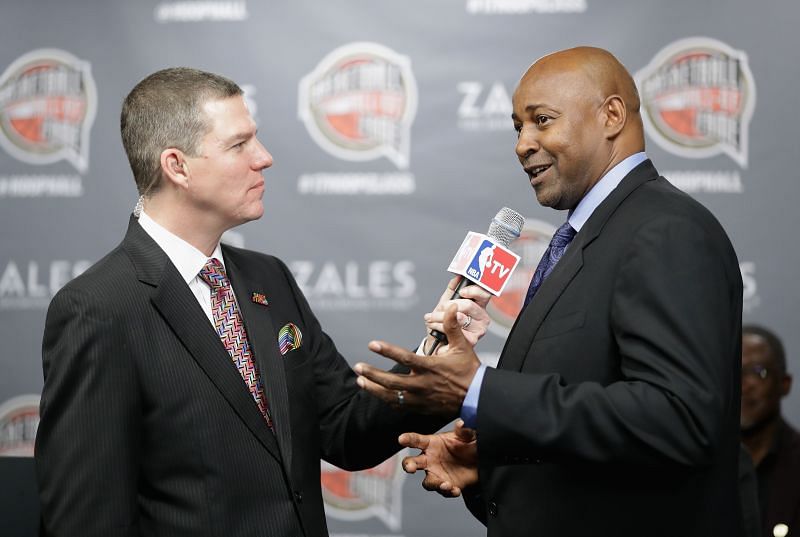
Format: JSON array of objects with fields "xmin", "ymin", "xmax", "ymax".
[
  {"xmin": 355, "ymin": 304, "xmax": 481, "ymax": 417},
  {"xmin": 399, "ymin": 419, "xmax": 478, "ymax": 497}
]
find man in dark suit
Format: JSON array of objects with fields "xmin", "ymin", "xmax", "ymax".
[
  {"xmin": 355, "ymin": 46, "xmax": 744, "ymax": 536},
  {"xmin": 35, "ymin": 67, "xmax": 490, "ymax": 537}
]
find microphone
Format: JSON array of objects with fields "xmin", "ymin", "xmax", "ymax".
[{"xmin": 426, "ymin": 207, "xmax": 524, "ymax": 355}]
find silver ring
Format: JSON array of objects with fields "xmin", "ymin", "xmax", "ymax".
[
  {"xmin": 396, "ymin": 390, "xmax": 404, "ymax": 406},
  {"xmin": 461, "ymin": 314, "xmax": 472, "ymax": 330}
]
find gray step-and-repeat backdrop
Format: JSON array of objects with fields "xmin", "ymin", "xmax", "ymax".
[{"xmin": 1, "ymin": 0, "xmax": 798, "ymax": 535}]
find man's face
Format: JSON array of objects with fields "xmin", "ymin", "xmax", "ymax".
[
  {"xmin": 740, "ymin": 333, "xmax": 789, "ymax": 431},
  {"xmin": 185, "ymin": 95, "xmax": 272, "ymax": 230},
  {"xmin": 512, "ymin": 66, "xmax": 608, "ymax": 211}
]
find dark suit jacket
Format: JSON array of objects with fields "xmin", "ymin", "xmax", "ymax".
[
  {"xmin": 36, "ymin": 218, "xmax": 438, "ymax": 537},
  {"xmin": 468, "ymin": 160, "xmax": 744, "ymax": 536}
]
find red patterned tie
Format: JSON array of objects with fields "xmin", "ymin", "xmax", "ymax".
[{"xmin": 199, "ymin": 258, "xmax": 272, "ymax": 428}]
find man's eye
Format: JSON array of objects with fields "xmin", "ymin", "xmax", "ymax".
[
  {"xmin": 513, "ymin": 124, "xmax": 522, "ymax": 137},
  {"xmin": 232, "ymin": 141, "xmax": 246, "ymax": 150},
  {"xmin": 535, "ymin": 115, "xmax": 551, "ymax": 126}
]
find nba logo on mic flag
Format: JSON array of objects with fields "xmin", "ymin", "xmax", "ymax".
[{"xmin": 448, "ymin": 232, "xmax": 520, "ymax": 296}]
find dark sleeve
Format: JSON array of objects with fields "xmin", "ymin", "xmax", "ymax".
[
  {"xmin": 463, "ymin": 487, "xmax": 487, "ymax": 527},
  {"xmin": 274, "ymin": 258, "xmax": 446, "ymax": 471},
  {"xmin": 476, "ymin": 215, "xmax": 741, "ymax": 466},
  {"xmin": 36, "ymin": 288, "xmax": 141, "ymax": 537}
]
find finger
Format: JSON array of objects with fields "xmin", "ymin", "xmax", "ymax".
[
  {"xmin": 401, "ymin": 454, "xmax": 428, "ymax": 473},
  {"xmin": 432, "ymin": 276, "xmax": 463, "ymax": 312},
  {"xmin": 421, "ymin": 472, "xmax": 446, "ymax": 492},
  {"xmin": 456, "ymin": 284, "xmax": 492, "ymax": 307},
  {"xmin": 426, "ymin": 310, "xmax": 479, "ymax": 347},
  {"xmin": 443, "ymin": 484, "xmax": 462, "ymax": 497},
  {"xmin": 422, "ymin": 474, "xmax": 462, "ymax": 498},
  {"xmin": 454, "ymin": 419, "xmax": 477, "ymax": 442},
  {"xmin": 355, "ymin": 375, "xmax": 410, "ymax": 408},
  {"xmin": 399, "ymin": 432, "xmax": 430, "ymax": 450},
  {"xmin": 367, "ymin": 340, "xmax": 424, "ymax": 369},
  {"xmin": 428, "ymin": 300, "xmax": 485, "ymax": 325},
  {"xmin": 446, "ymin": 275, "xmax": 463, "ymax": 295},
  {"xmin": 441, "ymin": 303, "xmax": 469, "ymax": 350},
  {"xmin": 354, "ymin": 363, "xmax": 414, "ymax": 392}
]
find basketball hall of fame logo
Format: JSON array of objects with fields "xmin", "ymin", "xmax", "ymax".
[
  {"xmin": 0, "ymin": 49, "xmax": 97, "ymax": 173},
  {"xmin": 635, "ymin": 37, "xmax": 756, "ymax": 168},
  {"xmin": 298, "ymin": 42, "xmax": 417, "ymax": 170},
  {"xmin": 0, "ymin": 394, "xmax": 40, "ymax": 456},
  {"xmin": 486, "ymin": 218, "xmax": 556, "ymax": 338},
  {"xmin": 321, "ymin": 452, "xmax": 406, "ymax": 531}
]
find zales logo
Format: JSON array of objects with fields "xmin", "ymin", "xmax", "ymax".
[
  {"xmin": 0, "ymin": 49, "xmax": 97, "ymax": 172},
  {"xmin": 0, "ymin": 260, "xmax": 91, "ymax": 309},
  {"xmin": 298, "ymin": 42, "xmax": 417, "ymax": 169},
  {"xmin": 289, "ymin": 260, "xmax": 417, "ymax": 311},
  {"xmin": 457, "ymin": 81, "xmax": 513, "ymax": 131},
  {"xmin": 635, "ymin": 38, "xmax": 756, "ymax": 168}
]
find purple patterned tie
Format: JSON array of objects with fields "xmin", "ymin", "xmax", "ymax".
[
  {"xmin": 523, "ymin": 221, "xmax": 577, "ymax": 307},
  {"xmin": 199, "ymin": 258, "xmax": 272, "ymax": 428}
]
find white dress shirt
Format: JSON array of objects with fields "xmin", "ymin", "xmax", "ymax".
[{"xmin": 137, "ymin": 209, "xmax": 229, "ymax": 327}]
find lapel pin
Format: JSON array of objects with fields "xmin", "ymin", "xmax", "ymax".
[{"xmin": 251, "ymin": 292, "xmax": 269, "ymax": 306}]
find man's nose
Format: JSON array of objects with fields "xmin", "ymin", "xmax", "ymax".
[
  {"xmin": 253, "ymin": 139, "xmax": 273, "ymax": 170},
  {"xmin": 515, "ymin": 125, "xmax": 540, "ymax": 160}
]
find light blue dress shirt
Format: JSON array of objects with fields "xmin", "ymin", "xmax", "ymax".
[{"xmin": 460, "ymin": 152, "xmax": 648, "ymax": 428}]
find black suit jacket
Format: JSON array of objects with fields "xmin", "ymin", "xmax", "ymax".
[
  {"xmin": 36, "ymin": 218, "xmax": 438, "ymax": 537},
  {"xmin": 468, "ymin": 160, "xmax": 744, "ymax": 536}
]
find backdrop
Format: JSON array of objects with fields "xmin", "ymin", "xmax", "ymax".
[{"xmin": 1, "ymin": 1, "xmax": 797, "ymax": 535}]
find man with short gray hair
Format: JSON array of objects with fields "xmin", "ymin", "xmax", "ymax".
[{"xmin": 35, "ymin": 67, "xmax": 490, "ymax": 537}]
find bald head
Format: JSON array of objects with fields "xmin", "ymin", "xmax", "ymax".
[
  {"xmin": 511, "ymin": 46, "xmax": 646, "ymax": 210},
  {"xmin": 522, "ymin": 47, "xmax": 644, "ymax": 151}
]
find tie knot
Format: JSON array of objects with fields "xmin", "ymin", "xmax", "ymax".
[
  {"xmin": 199, "ymin": 258, "xmax": 228, "ymax": 289},
  {"xmin": 552, "ymin": 222, "xmax": 576, "ymax": 248}
]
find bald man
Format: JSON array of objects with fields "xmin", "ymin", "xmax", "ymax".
[{"xmin": 354, "ymin": 47, "xmax": 744, "ymax": 536}]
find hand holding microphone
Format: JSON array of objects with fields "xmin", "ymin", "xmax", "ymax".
[
  {"xmin": 424, "ymin": 207, "xmax": 524, "ymax": 355},
  {"xmin": 424, "ymin": 276, "xmax": 491, "ymax": 352}
]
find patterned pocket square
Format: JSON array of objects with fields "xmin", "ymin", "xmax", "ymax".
[
  {"xmin": 278, "ymin": 323, "xmax": 303, "ymax": 355},
  {"xmin": 251, "ymin": 292, "xmax": 269, "ymax": 306}
]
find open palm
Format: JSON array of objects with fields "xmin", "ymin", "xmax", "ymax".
[{"xmin": 399, "ymin": 420, "xmax": 478, "ymax": 497}]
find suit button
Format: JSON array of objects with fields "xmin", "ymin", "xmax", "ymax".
[
  {"xmin": 488, "ymin": 501, "xmax": 498, "ymax": 517},
  {"xmin": 294, "ymin": 491, "xmax": 303, "ymax": 503}
]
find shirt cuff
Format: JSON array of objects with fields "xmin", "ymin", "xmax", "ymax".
[{"xmin": 460, "ymin": 363, "xmax": 487, "ymax": 429}]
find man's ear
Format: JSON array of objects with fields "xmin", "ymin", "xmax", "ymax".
[
  {"xmin": 160, "ymin": 148, "xmax": 190, "ymax": 188},
  {"xmin": 781, "ymin": 373, "xmax": 792, "ymax": 398},
  {"xmin": 601, "ymin": 95, "xmax": 626, "ymax": 139}
]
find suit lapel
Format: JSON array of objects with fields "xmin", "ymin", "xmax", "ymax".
[
  {"xmin": 498, "ymin": 242, "xmax": 584, "ymax": 371},
  {"xmin": 225, "ymin": 250, "xmax": 294, "ymax": 474},
  {"xmin": 122, "ymin": 218, "xmax": 282, "ymax": 461},
  {"xmin": 499, "ymin": 160, "xmax": 660, "ymax": 372}
]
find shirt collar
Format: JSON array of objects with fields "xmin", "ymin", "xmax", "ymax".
[
  {"xmin": 568, "ymin": 152, "xmax": 648, "ymax": 232},
  {"xmin": 138, "ymin": 209, "xmax": 225, "ymax": 284}
]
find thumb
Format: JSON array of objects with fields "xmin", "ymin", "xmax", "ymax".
[
  {"xmin": 442, "ymin": 303, "xmax": 468, "ymax": 350},
  {"xmin": 454, "ymin": 419, "xmax": 477, "ymax": 442}
]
